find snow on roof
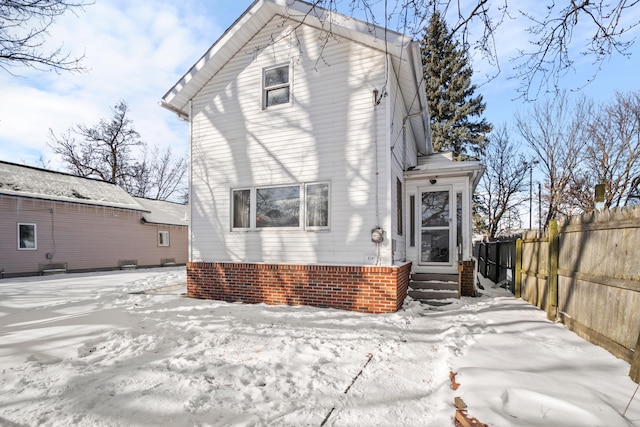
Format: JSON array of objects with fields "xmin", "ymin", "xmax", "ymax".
[
  {"xmin": 0, "ymin": 161, "xmax": 145, "ymax": 211},
  {"xmin": 134, "ymin": 197, "xmax": 188, "ymax": 226}
]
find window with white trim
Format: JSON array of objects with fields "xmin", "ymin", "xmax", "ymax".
[
  {"xmin": 306, "ymin": 182, "xmax": 329, "ymax": 228},
  {"xmin": 232, "ymin": 182, "xmax": 329, "ymax": 230},
  {"xmin": 158, "ymin": 231, "xmax": 170, "ymax": 247},
  {"xmin": 18, "ymin": 223, "xmax": 37, "ymax": 250},
  {"xmin": 256, "ymin": 185, "xmax": 300, "ymax": 228},
  {"xmin": 233, "ymin": 189, "xmax": 251, "ymax": 228},
  {"xmin": 263, "ymin": 65, "xmax": 290, "ymax": 108}
]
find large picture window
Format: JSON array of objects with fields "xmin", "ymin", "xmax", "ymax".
[
  {"xmin": 232, "ymin": 182, "xmax": 329, "ymax": 231},
  {"xmin": 18, "ymin": 223, "xmax": 37, "ymax": 250},
  {"xmin": 256, "ymin": 185, "xmax": 300, "ymax": 228},
  {"xmin": 263, "ymin": 65, "xmax": 290, "ymax": 108}
]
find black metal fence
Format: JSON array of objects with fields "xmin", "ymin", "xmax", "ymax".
[{"xmin": 476, "ymin": 237, "xmax": 519, "ymax": 293}]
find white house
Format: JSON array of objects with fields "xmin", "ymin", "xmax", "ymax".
[{"xmin": 161, "ymin": 0, "xmax": 483, "ymax": 313}]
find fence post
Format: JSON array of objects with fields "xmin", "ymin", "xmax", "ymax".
[
  {"xmin": 547, "ymin": 220, "xmax": 559, "ymax": 322},
  {"xmin": 515, "ymin": 238, "xmax": 523, "ymax": 298},
  {"xmin": 483, "ymin": 242, "xmax": 489, "ymax": 280},
  {"xmin": 493, "ymin": 241, "xmax": 500, "ymax": 283}
]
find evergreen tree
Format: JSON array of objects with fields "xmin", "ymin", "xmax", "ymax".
[{"xmin": 420, "ymin": 11, "xmax": 492, "ymax": 161}]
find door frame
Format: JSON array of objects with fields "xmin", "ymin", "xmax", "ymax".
[{"xmin": 417, "ymin": 185, "xmax": 456, "ymax": 268}]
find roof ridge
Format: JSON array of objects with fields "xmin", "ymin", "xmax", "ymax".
[{"xmin": 0, "ymin": 159, "xmax": 119, "ymax": 186}]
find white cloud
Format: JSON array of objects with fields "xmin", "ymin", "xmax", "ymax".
[{"xmin": 0, "ymin": 0, "xmax": 226, "ymax": 169}]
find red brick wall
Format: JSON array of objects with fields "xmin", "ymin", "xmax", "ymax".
[
  {"xmin": 459, "ymin": 260, "xmax": 476, "ymax": 297},
  {"xmin": 187, "ymin": 262, "xmax": 412, "ymax": 314}
]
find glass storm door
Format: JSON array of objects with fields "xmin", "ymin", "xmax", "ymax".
[{"xmin": 420, "ymin": 190, "xmax": 453, "ymax": 264}]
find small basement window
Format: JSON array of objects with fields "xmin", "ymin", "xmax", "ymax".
[
  {"xmin": 18, "ymin": 223, "xmax": 37, "ymax": 250},
  {"xmin": 263, "ymin": 65, "xmax": 290, "ymax": 108},
  {"xmin": 158, "ymin": 231, "xmax": 170, "ymax": 247}
]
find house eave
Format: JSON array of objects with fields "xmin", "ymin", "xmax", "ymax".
[
  {"xmin": 404, "ymin": 161, "xmax": 485, "ymax": 189},
  {"xmin": 161, "ymin": 0, "xmax": 415, "ymax": 114}
]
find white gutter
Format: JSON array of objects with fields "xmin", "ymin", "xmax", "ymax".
[{"xmin": 158, "ymin": 101, "xmax": 189, "ymax": 121}]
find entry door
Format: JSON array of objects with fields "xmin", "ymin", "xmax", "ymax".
[{"xmin": 419, "ymin": 189, "xmax": 454, "ymax": 265}]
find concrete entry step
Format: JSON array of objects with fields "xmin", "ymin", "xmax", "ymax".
[
  {"xmin": 408, "ymin": 289, "xmax": 459, "ymax": 300},
  {"xmin": 410, "ymin": 280, "xmax": 458, "ymax": 291},
  {"xmin": 411, "ymin": 273, "xmax": 458, "ymax": 282},
  {"xmin": 409, "ymin": 271, "xmax": 460, "ymax": 302}
]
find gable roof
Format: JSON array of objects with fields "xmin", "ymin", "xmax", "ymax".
[
  {"xmin": 0, "ymin": 161, "xmax": 189, "ymax": 225},
  {"xmin": 0, "ymin": 161, "xmax": 144, "ymax": 211},
  {"xmin": 161, "ymin": 0, "xmax": 432, "ymax": 154}
]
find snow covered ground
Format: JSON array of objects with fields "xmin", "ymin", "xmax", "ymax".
[{"xmin": 0, "ymin": 267, "xmax": 638, "ymax": 426}]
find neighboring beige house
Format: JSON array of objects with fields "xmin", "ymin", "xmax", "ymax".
[
  {"xmin": 0, "ymin": 161, "xmax": 188, "ymax": 278},
  {"xmin": 161, "ymin": 0, "xmax": 483, "ymax": 313}
]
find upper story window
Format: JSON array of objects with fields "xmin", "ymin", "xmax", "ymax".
[
  {"xmin": 18, "ymin": 223, "xmax": 37, "ymax": 250},
  {"xmin": 263, "ymin": 65, "xmax": 290, "ymax": 108}
]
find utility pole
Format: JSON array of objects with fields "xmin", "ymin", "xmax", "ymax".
[
  {"xmin": 523, "ymin": 160, "xmax": 539, "ymax": 230},
  {"xmin": 538, "ymin": 182, "xmax": 542, "ymax": 233}
]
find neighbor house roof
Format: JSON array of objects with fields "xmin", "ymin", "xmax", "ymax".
[
  {"xmin": 0, "ymin": 161, "xmax": 144, "ymax": 211},
  {"xmin": 160, "ymin": 0, "xmax": 432, "ymax": 154},
  {"xmin": 0, "ymin": 161, "xmax": 189, "ymax": 225},
  {"xmin": 135, "ymin": 197, "xmax": 189, "ymax": 227}
]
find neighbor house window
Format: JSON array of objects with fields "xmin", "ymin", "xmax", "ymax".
[
  {"xmin": 232, "ymin": 182, "xmax": 329, "ymax": 230},
  {"xmin": 158, "ymin": 231, "xmax": 170, "ymax": 247},
  {"xmin": 256, "ymin": 185, "xmax": 300, "ymax": 228},
  {"xmin": 263, "ymin": 65, "xmax": 290, "ymax": 108},
  {"xmin": 18, "ymin": 223, "xmax": 37, "ymax": 250}
]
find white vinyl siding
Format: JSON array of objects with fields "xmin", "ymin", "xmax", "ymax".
[{"xmin": 189, "ymin": 17, "xmax": 392, "ymax": 265}]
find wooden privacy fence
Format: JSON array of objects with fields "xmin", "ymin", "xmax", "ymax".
[{"xmin": 511, "ymin": 207, "xmax": 640, "ymax": 383}]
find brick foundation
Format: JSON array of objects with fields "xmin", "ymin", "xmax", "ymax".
[
  {"xmin": 186, "ymin": 261, "xmax": 412, "ymax": 314},
  {"xmin": 459, "ymin": 260, "xmax": 476, "ymax": 297}
]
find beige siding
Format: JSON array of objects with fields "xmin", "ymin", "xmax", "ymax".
[
  {"xmin": 190, "ymin": 17, "xmax": 395, "ymax": 265},
  {"xmin": 0, "ymin": 196, "xmax": 187, "ymax": 276}
]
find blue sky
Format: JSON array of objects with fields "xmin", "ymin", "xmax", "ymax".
[{"xmin": 1, "ymin": 0, "xmax": 639, "ymax": 170}]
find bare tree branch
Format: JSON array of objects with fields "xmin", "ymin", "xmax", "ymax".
[
  {"xmin": 477, "ymin": 124, "xmax": 528, "ymax": 238},
  {"xmin": 0, "ymin": 0, "xmax": 92, "ymax": 74},
  {"xmin": 48, "ymin": 100, "xmax": 188, "ymax": 202}
]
